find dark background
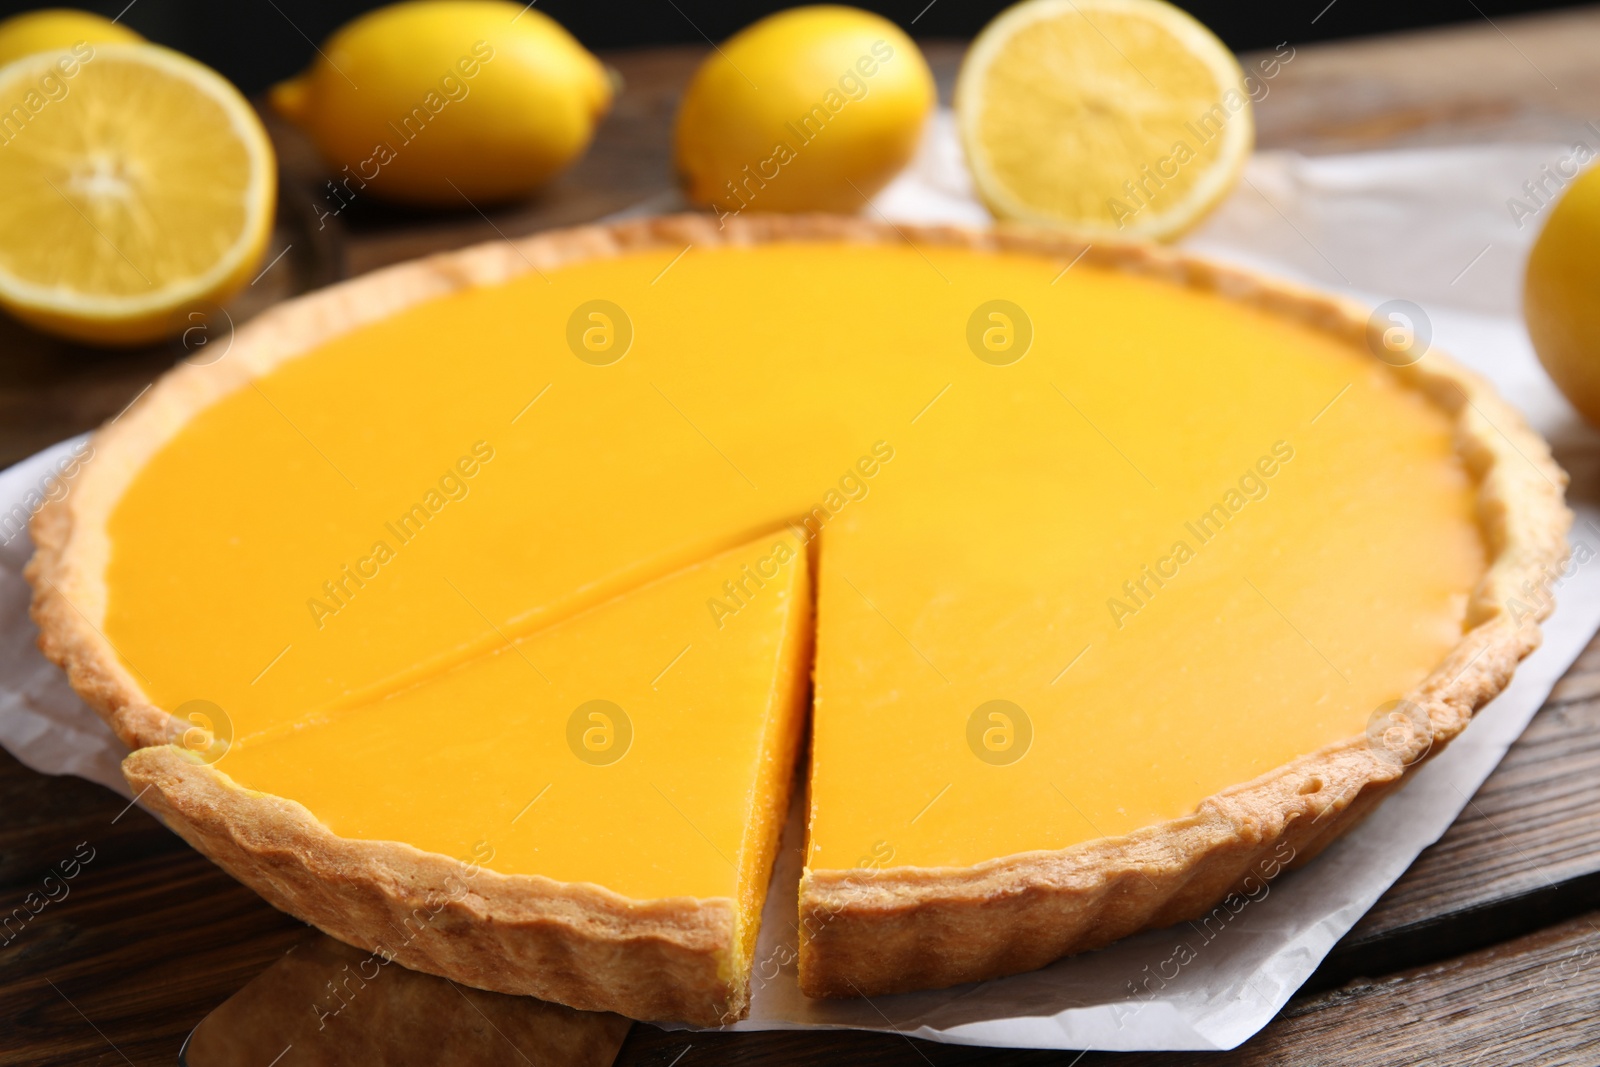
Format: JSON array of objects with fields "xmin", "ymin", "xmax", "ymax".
[{"xmin": 0, "ymin": 0, "xmax": 1585, "ymax": 95}]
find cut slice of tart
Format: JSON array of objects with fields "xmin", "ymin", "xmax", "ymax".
[
  {"xmin": 28, "ymin": 214, "xmax": 1567, "ymax": 1022},
  {"xmin": 122, "ymin": 529, "xmax": 811, "ymax": 1026}
]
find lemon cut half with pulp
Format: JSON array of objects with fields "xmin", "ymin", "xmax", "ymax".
[
  {"xmin": 0, "ymin": 44, "xmax": 275, "ymax": 345},
  {"xmin": 955, "ymin": 0, "xmax": 1251, "ymax": 240}
]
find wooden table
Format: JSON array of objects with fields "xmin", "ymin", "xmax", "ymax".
[{"xmin": 5, "ymin": 8, "xmax": 1600, "ymax": 1064}]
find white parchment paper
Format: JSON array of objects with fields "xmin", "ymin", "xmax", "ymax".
[{"xmin": 2, "ymin": 115, "xmax": 1597, "ymax": 1050}]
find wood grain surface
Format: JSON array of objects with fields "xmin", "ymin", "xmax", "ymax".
[
  {"xmin": 3, "ymin": 7, "xmax": 1600, "ymax": 1065},
  {"xmin": 611, "ymin": 912, "xmax": 1600, "ymax": 1066}
]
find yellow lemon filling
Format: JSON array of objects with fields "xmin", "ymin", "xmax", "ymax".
[{"xmin": 102, "ymin": 241, "xmax": 1482, "ymax": 914}]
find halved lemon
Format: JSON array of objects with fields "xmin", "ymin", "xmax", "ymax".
[
  {"xmin": 955, "ymin": 0, "xmax": 1251, "ymax": 240},
  {"xmin": 0, "ymin": 44, "xmax": 275, "ymax": 345}
]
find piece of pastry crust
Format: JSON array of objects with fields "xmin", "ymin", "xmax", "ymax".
[
  {"xmin": 122, "ymin": 744, "xmax": 746, "ymax": 1025},
  {"xmin": 26, "ymin": 214, "xmax": 1570, "ymax": 1017}
]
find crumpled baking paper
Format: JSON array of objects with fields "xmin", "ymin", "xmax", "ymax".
[{"xmin": 2, "ymin": 113, "xmax": 1596, "ymax": 1051}]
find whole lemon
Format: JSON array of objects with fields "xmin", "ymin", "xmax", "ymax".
[
  {"xmin": 675, "ymin": 6, "xmax": 935, "ymax": 217},
  {"xmin": 1525, "ymin": 163, "xmax": 1600, "ymax": 425},
  {"xmin": 271, "ymin": 0, "xmax": 610, "ymax": 207},
  {"xmin": 0, "ymin": 8, "xmax": 142, "ymax": 67}
]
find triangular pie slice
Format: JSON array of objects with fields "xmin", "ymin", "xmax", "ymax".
[
  {"xmin": 28, "ymin": 215, "xmax": 1567, "ymax": 1024},
  {"xmin": 122, "ymin": 529, "xmax": 811, "ymax": 1025}
]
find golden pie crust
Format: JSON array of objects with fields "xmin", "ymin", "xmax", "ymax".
[{"xmin": 27, "ymin": 214, "xmax": 1571, "ymax": 1020}]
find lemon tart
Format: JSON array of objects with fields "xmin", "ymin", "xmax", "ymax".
[{"xmin": 29, "ymin": 215, "xmax": 1568, "ymax": 1023}]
